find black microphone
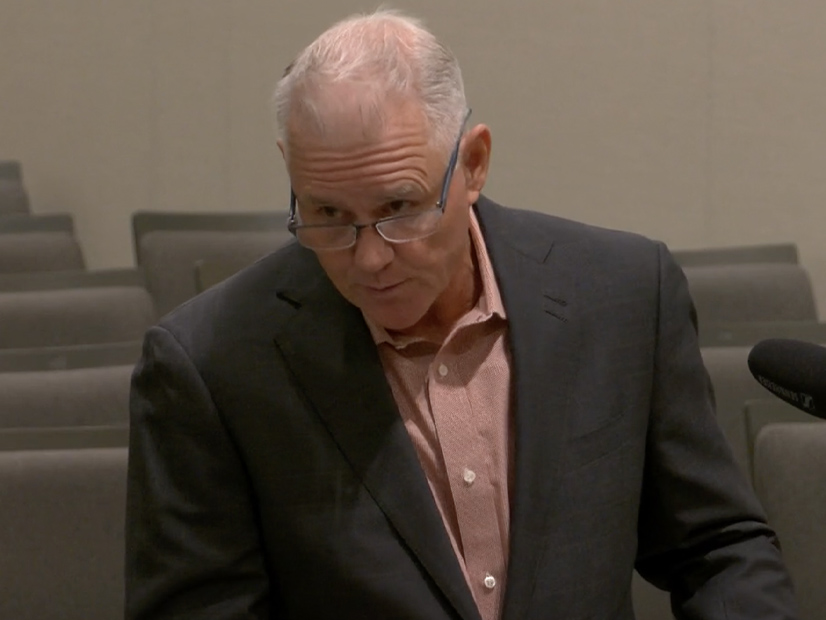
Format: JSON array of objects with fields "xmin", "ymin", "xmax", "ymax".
[{"xmin": 747, "ymin": 338, "xmax": 826, "ymax": 418}]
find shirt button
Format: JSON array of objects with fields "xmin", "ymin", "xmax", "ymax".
[
  {"xmin": 463, "ymin": 468, "xmax": 476, "ymax": 485},
  {"xmin": 484, "ymin": 573, "xmax": 496, "ymax": 590},
  {"xmin": 437, "ymin": 364, "xmax": 449, "ymax": 377}
]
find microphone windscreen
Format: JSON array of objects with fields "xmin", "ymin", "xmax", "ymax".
[{"xmin": 748, "ymin": 338, "xmax": 826, "ymax": 418}]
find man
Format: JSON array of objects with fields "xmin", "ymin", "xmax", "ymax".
[{"xmin": 126, "ymin": 10, "xmax": 799, "ymax": 620}]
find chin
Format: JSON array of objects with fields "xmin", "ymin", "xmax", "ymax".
[
  {"xmin": 368, "ymin": 310, "xmax": 424, "ymax": 333},
  {"xmin": 361, "ymin": 301, "xmax": 429, "ymax": 334}
]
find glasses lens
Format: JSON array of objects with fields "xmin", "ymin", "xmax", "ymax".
[
  {"xmin": 294, "ymin": 225, "xmax": 355, "ymax": 250},
  {"xmin": 377, "ymin": 209, "xmax": 443, "ymax": 243}
]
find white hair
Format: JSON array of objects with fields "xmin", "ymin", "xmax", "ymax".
[{"xmin": 272, "ymin": 9, "xmax": 467, "ymax": 160}]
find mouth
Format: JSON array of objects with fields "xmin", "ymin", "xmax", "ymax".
[{"xmin": 363, "ymin": 281, "xmax": 407, "ymax": 294}]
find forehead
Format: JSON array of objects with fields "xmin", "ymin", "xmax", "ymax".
[
  {"xmin": 286, "ymin": 87, "xmax": 436, "ymax": 160},
  {"xmin": 285, "ymin": 96, "xmax": 447, "ymax": 205}
]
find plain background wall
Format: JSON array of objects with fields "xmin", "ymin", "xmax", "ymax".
[{"xmin": 1, "ymin": 0, "xmax": 825, "ymax": 312}]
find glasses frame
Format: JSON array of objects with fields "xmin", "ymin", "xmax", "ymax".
[{"xmin": 287, "ymin": 108, "xmax": 472, "ymax": 251}]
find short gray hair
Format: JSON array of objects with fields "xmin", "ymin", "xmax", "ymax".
[{"xmin": 272, "ymin": 9, "xmax": 467, "ymax": 160}]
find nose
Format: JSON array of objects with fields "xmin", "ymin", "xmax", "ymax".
[{"xmin": 352, "ymin": 225, "xmax": 394, "ymax": 273}]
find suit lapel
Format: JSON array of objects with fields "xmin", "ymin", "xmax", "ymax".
[
  {"xmin": 272, "ymin": 271, "xmax": 482, "ymax": 620},
  {"xmin": 476, "ymin": 200, "xmax": 584, "ymax": 620}
]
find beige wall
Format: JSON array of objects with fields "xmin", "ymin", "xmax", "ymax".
[{"xmin": 2, "ymin": 1, "xmax": 825, "ymax": 312}]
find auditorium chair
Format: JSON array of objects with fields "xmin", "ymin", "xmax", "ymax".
[
  {"xmin": 0, "ymin": 426, "xmax": 128, "ymax": 619},
  {"xmin": 0, "ymin": 269, "xmax": 156, "ymax": 348},
  {"xmin": 753, "ymin": 423, "xmax": 826, "ymax": 620},
  {"xmin": 684, "ymin": 263, "xmax": 817, "ymax": 327},
  {"xmin": 132, "ymin": 210, "xmax": 291, "ymax": 315},
  {"xmin": 672, "ymin": 242, "xmax": 798, "ymax": 268},
  {"xmin": 742, "ymin": 398, "xmax": 821, "ymax": 482},
  {"xmin": 0, "ymin": 213, "xmax": 85, "ymax": 273},
  {"xmin": 0, "ymin": 178, "xmax": 30, "ymax": 215},
  {"xmin": 698, "ymin": 320, "xmax": 826, "ymax": 348},
  {"xmin": 0, "ymin": 342, "xmax": 141, "ymax": 428}
]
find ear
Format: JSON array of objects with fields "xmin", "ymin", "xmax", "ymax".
[
  {"xmin": 277, "ymin": 139, "xmax": 287, "ymax": 161},
  {"xmin": 460, "ymin": 124, "xmax": 492, "ymax": 200}
]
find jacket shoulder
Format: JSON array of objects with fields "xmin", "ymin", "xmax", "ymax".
[
  {"xmin": 155, "ymin": 240, "xmax": 325, "ymax": 353},
  {"xmin": 476, "ymin": 195, "xmax": 666, "ymax": 264}
]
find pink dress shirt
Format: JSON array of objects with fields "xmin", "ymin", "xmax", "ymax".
[{"xmin": 365, "ymin": 209, "xmax": 513, "ymax": 620}]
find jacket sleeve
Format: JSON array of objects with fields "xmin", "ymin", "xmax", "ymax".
[
  {"xmin": 125, "ymin": 325, "xmax": 274, "ymax": 619},
  {"xmin": 635, "ymin": 242, "xmax": 799, "ymax": 619}
]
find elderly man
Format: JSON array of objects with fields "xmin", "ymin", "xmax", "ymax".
[{"xmin": 126, "ymin": 10, "xmax": 798, "ymax": 620}]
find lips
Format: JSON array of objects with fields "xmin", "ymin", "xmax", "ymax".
[{"xmin": 363, "ymin": 280, "xmax": 406, "ymax": 294}]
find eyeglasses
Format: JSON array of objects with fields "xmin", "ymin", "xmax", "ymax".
[{"xmin": 287, "ymin": 109, "xmax": 472, "ymax": 251}]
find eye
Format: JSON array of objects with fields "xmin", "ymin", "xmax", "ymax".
[
  {"xmin": 387, "ymin": 200, "xmax": 414, "ymax": 214},
  {"xmin": 316, "ymin": 205, "xmax": 341, "ymax": 219}
]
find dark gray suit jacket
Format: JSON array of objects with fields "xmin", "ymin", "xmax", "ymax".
[{"xmin": 126, "ymin": 196, "xmax": 798, "ymax": 619}]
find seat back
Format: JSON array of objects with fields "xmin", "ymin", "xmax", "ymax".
[
  {"xmin": 0, "ymin": 364, "xmax": 134, "ymax": 428},
  {"xmin": 0, "ymin": 213, "xmax": 75, "ymax": 233},
  {"xmin": 0, "ymin": 160, "xmax": 22, "ymax": 180},
  {"xmin": 753, "ymin": 423, "xmax": 826, "ymax": 620},
  {"xmin": 0, "ymin": 428, "xmax": 128, "ymax": 619},
  {"xmin": 194, "ymin": 256, "xmax": 259, "ymax": 293},
  {"xmin": 0, "ymin": 179, "xmax": 30, "ymax": 215},
  {"xmin": 0, "ymin": 269, "xmax": 156, "ymax": 348},
  {"xmin": 0, "ymin": 341, "xmax": 142, "ymax": 372},
  {"xmin": 0, "ymin": 214, "xmax": 83, "ymax": 274},
  {"xmin": 743, "ymin": 398, "xmax": 821, "ymax": 481},
  {"xmin": 685, "ymin": 263, "xmax": 817, "ymax": 326},
  {"xmin": 132, "ymin": 211, "xmax": 291, "ymax": 315},
  {"xmin": 673, "ymin": 243, "xmax": 798, "ymax": 267},
  {"xmin": 632, "ymin": 571, "xmax": 673, "ymax": 620},
  {"xmin": 699, "ymin": 320, "xmax": 826, "ymax": 347},
  {"xmin": 0, "ymin": 231, "xmax": 85, "ymax": 273}
]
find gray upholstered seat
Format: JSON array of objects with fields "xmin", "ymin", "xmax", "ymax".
[
  {"xmin": 699, "ymin": 320, "xmax": 826, "ymax": 348},
  {"xmin": 0, "ymin": 364, "xmax": 134, "ymax": 428},
  {"xmin": 194, "ymin": 255, "xmax": 262, "ymax": 293},
  {"xmin": 132, "ymin": 211, "xmax": 292, "ymax": 315},
  {"xmin": 673, "ymin": 243, "xmax": 798, "ymax": 267},
  {"xmin": 0, "ymin": 160, "xmax": 22, "ymax": 180},
  {"xmin": 0, "ymin": 342, "xmax": 140, "ymax": 428},
  {"xmin": 0, "ymin": 341, "xmax": 143, "ymax": 372},
  {"xmin": 0, "ymin": 179, "xmax": 30, "ymax": 215},
  {"xmin": 742, "ymin": 398, "xmax": 821, "ymax": 481},
  {"xmin": 0, "ymin": 213, "xmax": 85, "ymax": 272},
  {"xmin": 0, "ymin": 213, "xmax": 75, "ymax": 233},
  {"xmin": 0, "ymin": 232, "xmax": 85, "ymax": 273},
  {"xmin": 685, "ymin": 263, "xmax": 818, "ymax": 326},
  {"xmin": 0, "ymin": 434, "xmax": 127, "ymax": 619},
  {"xmin": 753, "ymin": 423, "xmax": 826, "ymax": 620},
  {"xmin": 0, "ymin": 269, "xmax": 156, "ymax": 348},
  {"xmin": 632, "ymin": 571, "xmax": 673, "ymax": 620}
]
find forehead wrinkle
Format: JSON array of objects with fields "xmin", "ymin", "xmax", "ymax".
[
  {"xmin": 299, "ymin": 156, "xmax": 432, "ymax": 185},
  {"xmin": 289, "ymin": 126, "xmax": 430, "ymax": 162},
  {"xmin": 302, "ymin": 166, "xmax": 431, "ymax": 201},
  {"xmin": 291, "ymin": 141, "xmax": 429, "ymax": 167}
]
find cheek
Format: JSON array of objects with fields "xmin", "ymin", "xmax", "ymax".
[{"xmin": 396, "ymin": 236, "xmax": 464, "ymax": 289}]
